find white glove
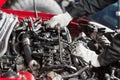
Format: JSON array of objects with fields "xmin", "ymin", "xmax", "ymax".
[
  {"xmin": 48, "ymin": 12, "xmax": 72, "ymax": 28},
  {"xmin": 73, "ymin": 42, "xmax": 100, "ymax": 67}
]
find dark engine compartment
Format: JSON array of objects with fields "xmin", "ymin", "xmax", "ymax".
[{"xmin": 0, "ymin": 11, "xmax": 120, "ymax": 80}]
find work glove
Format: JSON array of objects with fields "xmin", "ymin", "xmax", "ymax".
[
  {"xmin": 73, "ymin": 42, "xmax": 100, "ymax": 67},
  {"xmin": 48, "ymin": 12, "xmax": 72, "ymax": 28}
]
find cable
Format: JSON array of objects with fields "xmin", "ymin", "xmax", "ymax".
[{"xmin": 33, "ymin": 0, "xmax": 38, "ymax": 18}]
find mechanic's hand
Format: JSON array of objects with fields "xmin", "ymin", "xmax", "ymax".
[
  {"xmin": 48, "ymin": 12, "xmax": 72, "ymax": 28},
  {"xmin": 73, "ymin": 42, "xmax": 100, "ymax": 67}
]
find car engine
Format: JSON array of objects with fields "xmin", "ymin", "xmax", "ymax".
[{"xmin": 0, "ymin": 11, "xmax": 120, "ymax": 80}]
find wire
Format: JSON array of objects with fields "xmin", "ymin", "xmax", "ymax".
[{"xmin": 33, "ymin": 0, "xmax": 38, "ymax": 18}]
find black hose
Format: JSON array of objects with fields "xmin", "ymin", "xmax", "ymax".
[
  {"xmin": 22, "ymin": 33, "xmax": 33, "ymax": 66},
  {"xmin": 23, "ymin": 45, "xmax": 33, "ymax": 65}
]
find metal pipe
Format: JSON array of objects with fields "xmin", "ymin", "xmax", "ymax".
[
  {"xmin": 58, "ymin": 26, "xmax": 63, "ymax": 63},
  {"xmin": 22, "ymin": 33, "xmax": 40, "ymax": 70},
  {"xmin": 33, "ymin": 0, "xmax": 38, "ymax": 18},
  {"xmin": 62, "ymin": 65, "xmax": 89, "ymax": 79}
]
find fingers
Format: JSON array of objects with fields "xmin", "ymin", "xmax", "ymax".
[
  {"xmin": 73, "ymin": 42, "xmax": 88, "ymax": 57},
  {"xmin": 48, "ymin": 19, "xmax": 59, "ymax": 28},
  {"xmin": 47, "ymin": 15, "xmax": 63, "ymax": 28}
]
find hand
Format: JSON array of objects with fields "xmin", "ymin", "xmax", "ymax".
[
  {"xmin": 73, "ymin": 42, "xmax": 100, "ymax": 67},
  {"xmin": 48, "ymin": 12, "xmax": 72, "ymax": 28}
]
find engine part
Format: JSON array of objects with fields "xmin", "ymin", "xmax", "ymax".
[
  {"xmin": 0, "ymin": 13, "xmax": 118, "ymax": 80},
  {"xmin": 10, "ymin": 17, "xmax": 77, "ymax": 79},
  {"xmin": 0, "ymin": 12, "xmax": 18, "ymax": 57},
  {"xmin": 2, "ymin": 71, "xmax": 18, "ymax": 78}
]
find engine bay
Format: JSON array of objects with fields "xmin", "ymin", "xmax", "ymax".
[{"xmin": 0, "ymin": 11, "xmax": 120, "ymax": 80}]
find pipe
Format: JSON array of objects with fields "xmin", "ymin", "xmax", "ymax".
[
  {"xmin": 62, "ymin": 65, "xmax": 89, "ymax": 79},
  {"xmin": 33, "ymin": 0, "xmax": 38, "ymax": 18}
]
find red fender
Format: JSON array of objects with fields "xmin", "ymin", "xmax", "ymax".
[
  {"xmin": 0, "ymin": 0, "xmax": 6, "ymax": 8},
  {"xmin": 0, "ymin": 71, "xmax": 35, "ymax": 80}
]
